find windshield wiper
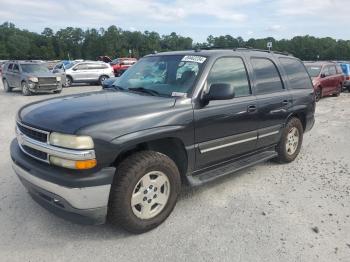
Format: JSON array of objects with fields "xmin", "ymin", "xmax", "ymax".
[{"xmin": 128, "ymin": 87, "xmax": 160, "ymax": 96}]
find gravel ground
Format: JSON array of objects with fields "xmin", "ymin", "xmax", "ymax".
[{"xmin": 0, "ymin": 83, "xmax": 349, "ymax": 262}]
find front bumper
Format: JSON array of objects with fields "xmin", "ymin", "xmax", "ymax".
[
  {"xmin": 11, "ymin": 139, "xmax": 115, "ymax": 225},
  {"xmin": 29, "ymin": 82, "xmax": 62, "ymax": 93}
]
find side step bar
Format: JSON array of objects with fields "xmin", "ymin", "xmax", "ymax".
[{"xmin": 187, "ymin": 150, "xmax": 277, "ymax": 186}]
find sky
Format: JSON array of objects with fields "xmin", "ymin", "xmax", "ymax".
[{"xmin": 0, "ymin": 0, "xmax": 348, "ymax": 42}]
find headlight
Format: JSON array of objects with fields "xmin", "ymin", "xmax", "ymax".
[
  {"xmin": 56, "ymin": 76, "xmax": 61, "ymax": 82},
  {"xmin": 28, "ymin": 77, "xmax": 38, "ymax": 82},
  {"xmin": 50, "ymin": 156, "xmax": 97, "ymax": 170},
  {"xmin": 49, "ymin": 132, "xmax": 94, "ymax": 149}
]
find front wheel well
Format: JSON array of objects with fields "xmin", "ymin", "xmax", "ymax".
[{"xmin": 113, "ymin": 138, "xmax": 188, "ymax": 183}]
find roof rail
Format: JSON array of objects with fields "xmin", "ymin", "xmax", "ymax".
[{"xmin": 234, "ymin": 47, "xmax": 293, "ymax": 56}]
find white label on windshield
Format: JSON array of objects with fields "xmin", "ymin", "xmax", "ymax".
[
  {"xmin": 171, "ymin": 92, "xmax": 187, "ymax": 98},
  {"xmin": 181, "ymin": 55, "xmax": 206, "ymax": 64}
]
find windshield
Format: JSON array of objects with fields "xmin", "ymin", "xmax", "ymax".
[
  {"xmin": 306, "ymin": 65, "xmax": 321, "ymax": 77},
  {"xmin": 114, "ymin": 55, "xmax": 206, "ymax": 97},
  {"xmin": 20, "ymin": 64, "xmax": 49, "ymax": 73}
]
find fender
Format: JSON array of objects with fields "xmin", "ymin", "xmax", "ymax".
[{"xmin": 109, "ymin": 125, "xmax": 196, "ymax": 173}]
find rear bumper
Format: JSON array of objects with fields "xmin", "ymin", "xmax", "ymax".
[{"xmin": 11, "ymin": 139, "xmax": 115, "ymax": 225}]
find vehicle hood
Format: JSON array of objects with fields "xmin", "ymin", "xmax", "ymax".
[
  {"xmin": 18, "ymin": 90, "xmax": 176, "ymax": 134},
  {"xmin": 23, "ymin": 72, "xmax": 56, "ymax": 78}
]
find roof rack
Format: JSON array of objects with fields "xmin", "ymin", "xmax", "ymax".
[{"xmin": 234, "ymin": 47, "xmax": 293, "ymax": 56}]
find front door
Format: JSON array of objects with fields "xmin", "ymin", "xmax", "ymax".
[{"xmin": 194, "ymin": 56, "xmax": 258, "ymax": 169}]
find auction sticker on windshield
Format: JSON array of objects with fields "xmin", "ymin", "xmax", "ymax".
[{"xmin": 181, "ymin": 55, "xmax": 206, "ymax": 63}]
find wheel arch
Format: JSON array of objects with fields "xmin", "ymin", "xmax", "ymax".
[
  {"xmin": 286, "ymin": 111, "xmax": 307, "ymax": 131},
  {"xmin": 112, "ymin": 137, "xmax": 189, "ymax": 184}
]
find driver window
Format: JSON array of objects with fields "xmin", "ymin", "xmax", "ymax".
[
  {"xmin": 207, "ymin": 57, "xmax": 251, "ymax": 97},
  {"xmin": 13, "ymin": 64, "xmax": 20, "ymax": 72}
]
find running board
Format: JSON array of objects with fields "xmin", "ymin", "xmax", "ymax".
[{"xmin": 187, "ymin": 150, "xmax": 277, "ymax": 186}]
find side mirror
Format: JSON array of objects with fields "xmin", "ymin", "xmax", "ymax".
[
  {"xmin": 320, "ymin": 73, "xmax": 326, "ymax": 78},
  {"xmin": 206, "ymin": 83, "xmax": 235, "ymax": 101},
  {"xmin": 72, "ymin": 67, "xmax": 78, "ymax": 71}
]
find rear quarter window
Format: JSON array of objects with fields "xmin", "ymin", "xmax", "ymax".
[{"xmin": 279, "ymin": 58, "xmax": 313, "ymax": 89}]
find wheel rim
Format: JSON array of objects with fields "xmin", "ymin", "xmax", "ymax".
[
  {"xmin": 131, "ymin": 171, "xmax": 170, "ymax": 220},
  {"xmin": 22, "ymin": 82, "xmax": 28, "ymax": 93},
  {"xmin": 100, "ymin": 76, "xmax": 106, "ymax": 82},
  {"xmin": 66, "ymin": 78, "xmax": 71, "ymax": 86},
  {"xmin": 286, "ymin": 127, "xmax": 299, "ymax": 155}
]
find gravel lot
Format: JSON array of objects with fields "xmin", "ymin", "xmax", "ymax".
[{"xmin": 0, "ymin": 82, "xmax": 349, "ymax": 262}]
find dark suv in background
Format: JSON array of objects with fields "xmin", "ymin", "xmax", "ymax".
[
  {"xmin": 2, "ymin": 61, "xmax": 62, "ymax": 96},
  {"xmin": 11, "ymin": 49, "xmax": 315, "ymax": 233}
]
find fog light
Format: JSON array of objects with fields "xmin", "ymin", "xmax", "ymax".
[{"xmin": 50, "ymin": 156, "xmax": 97, "ymax": 170}]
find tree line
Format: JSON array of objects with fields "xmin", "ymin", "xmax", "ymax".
[{"xmin": 1, "ymin": 22, "xmax": 350, "ymax": 61}]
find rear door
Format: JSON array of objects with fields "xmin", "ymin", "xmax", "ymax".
[
  {"xmin": 328, "ymin": 64, "xmax": 339, "ymax": 93},
  {"xmin": 194, "ymin": 56, "xmax": 258, "ymax": 169},
  {"xmin": 248, "ymin": 55, "xmax": 292, "ymax": 148}
]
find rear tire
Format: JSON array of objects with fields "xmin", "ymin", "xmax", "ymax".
[
  {"xmin": 275, "ymin": 117, "xmax": 303, "ymax": 163},
  {"xmin": 21, "ymin": 81, "xmax": 32, "ymax": 96},
  {"xmin": 108, "ymin": 151, "xmax": 181, "ymax": 234},
  {"xmin": 3, "ymin": 79, "xmax": 11, "ymax": 92}
]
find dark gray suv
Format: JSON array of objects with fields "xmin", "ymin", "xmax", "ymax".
[{"xmin": 2, "ymin": 61, "xmax": 62, "ymax": 96}]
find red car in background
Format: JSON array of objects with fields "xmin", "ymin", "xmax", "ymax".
[
  {"xmin": 111, "ymin": 58, "xmax": 137, "ymax": 76},
  {"xmin": 304, "ymin": 62, "xmax": 343, "ymax": 101}
]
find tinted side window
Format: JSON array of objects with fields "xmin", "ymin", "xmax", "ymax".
[
  {"xmin": 207, "ymin": 57, "xmax": 250, "ymax": 97},
  {"xmin": 87, "ymin": 63, "xmax": 108, "ymax": 70},
  {"xmin": 7, "ymin": 63, "xmax": 13, "ymax": 71},
  {"xmin": 279, "ymin": 58, "xmax": 313, "ymax": 89},
  {"xmin": 251, "ymin": 58, "xmax": 283, "ymax": 94}
]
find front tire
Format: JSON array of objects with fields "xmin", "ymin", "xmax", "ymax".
[
  {"xmin": 275, "ymin": 117, "xmax": 303, "ymax": 163},
  {"xmin": 3, "ymin": 79, "xmax": 11, "ymax": 92},
  {"xmin": 21, "ymin": 81, "xmax": 32, "ymax": 96},
  {"xmin": 66, "ymin": 76, "xmax": 73, "ymax": 87},
  {"xmin": 108, "ymin": 151, "xmax": 181, "ymax": 234},
  {"xmin": 99, "ymin": 75, "xmax": 108, "ymax": 85}
]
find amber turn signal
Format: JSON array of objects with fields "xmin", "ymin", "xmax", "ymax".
[{"xmin": 75, "ymin": 159, "xmax": 97, "ymax": 170}]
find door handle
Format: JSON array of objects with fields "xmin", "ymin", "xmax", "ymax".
[
  {"xmin": 282, "ymin": 100, "xmax": 289, "ymax": 106},
  {"xmin": 247, "ymin": 105, "xmax": 257, "ymax": 113}
]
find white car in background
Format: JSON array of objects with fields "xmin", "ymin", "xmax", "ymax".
[{"xmin": 64, "ymin": 61, "xmax": 114, "ymax": 86}]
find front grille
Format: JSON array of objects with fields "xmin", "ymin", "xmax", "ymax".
[
  {"xmin": 22, "ymin": 145, "xmax": 48, "ymax": 161},
  {"xmin": 38, "ymin": 77, "xmax": 56, "ymax": 85},
  {"xmin": 17, "ymin": 123, "xmax": 48, "ymax": 142}
]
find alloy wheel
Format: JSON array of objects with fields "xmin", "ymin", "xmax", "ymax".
[
  {"xmin": 286, "ymin": 127, "xmax": 299, "ymax": 155},
  {"xmin": 131, "ymin": 171, "xmax": 170, "ymax": 220}
]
